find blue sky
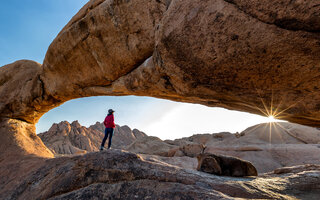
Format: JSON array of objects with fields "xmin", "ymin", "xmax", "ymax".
[
  {"xmin": 0, "ymin": 1, "xmax": 278, "ymax": 139},
  {"xmin": 0, "ymin": 0, "xmax": 88, "ymax": 65}
]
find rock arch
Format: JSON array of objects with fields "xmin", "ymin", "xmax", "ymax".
[{"xmin": 1, "ymin": 0, "xmax": 320, "ymax": 158}]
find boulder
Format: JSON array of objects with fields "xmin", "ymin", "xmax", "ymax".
[
  {"xmin": 273, "ymin": 164, "xmax": 320, "ymax": 175},
  {"xmin": 197, "ymin": 153, "xmax": 258, "ymax": 177},
  {"xmin": 180, "ymin": 143, "xmax": 206, "ymax": 157},
  {"xmin": 125, "ymin": 136, "xmax": 178, "ymax": 156},
  {"xmin": 173, "ymin": 149, "xmax": 185, "ymax": 157},
  {"xmin": 139, "ymin": 154, "xmax": 198, "ymax": 171}
]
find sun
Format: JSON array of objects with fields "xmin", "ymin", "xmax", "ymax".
[{"xmin": 267, "ymin": 115, "xmax": 277, "ymax": 123}]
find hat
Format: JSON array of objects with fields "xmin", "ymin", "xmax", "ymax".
[{"xmin": 108, "ymin": 109, "xmax": 115, "ymax": 113}]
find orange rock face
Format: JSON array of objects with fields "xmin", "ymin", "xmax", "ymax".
[{"xmin": 0, "ymin": 118, "xmax": 53, "ymax": 158}]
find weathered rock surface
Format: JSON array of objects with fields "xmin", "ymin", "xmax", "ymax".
[
  {"xmin": 41, "ymin": 0, "xmax": 169, "ymax": 106},
  {"xmin": 0, "ymin": 118, "xmax": 53, "ymax": 159},
  {"xmin": 273, "ymin": 164, "xmax": 320, "ymax": 175},
  {"xmin": 223, "ymin": 0, "xmax": 320, "ymax": 32},
  {"xmin": 38, "ymin": 121, "xmax": 146, "ymax": 155},
  {"xmin": 125, "ymin": 135, "xmax": 177, "ymax": 156},
  {"xmin": 126, "ymin": 134, "xmax": 208, "ymax": 157},
  {"xmin": 113, "ymin": 0, "xmax": 320, "ymax": 126},
  {"xmin": 1, "ymin": 150, "xmax": 320, "ymax": 200},
  {"xmin": 139, "ymin": 154, "xmax": 198, "ymax": 171}
]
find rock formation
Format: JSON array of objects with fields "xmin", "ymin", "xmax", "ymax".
[
  {"xmin": 112, "ymin": 0, "xmax": 320, "ymax": 127},
  {"xmin": 0, "ymin": 0, "xmax": 320, "ymax": 158},
  {"xmin": 130, "ymin": 122, "xmax": 320, "ymax": 173},
  {"xmin": 37, "ymin": 120, "xmax": 320, "ymax": 175},
  {"xmin": 38, "ymin": 120, "xmax": 200, "ymax": 171},
  {"xmin": 38, "ymin": 121, "xmax": 146, "ymax": 155},
  {"xmin": 125, "ymin": 136, "xmax": 177, "ymax": 156},
  {"xmin": 197, "ymin": 153, "xmax": 258, "ymax": 177},
  {"xmin": 1, "ymin": 0, "xmax": 320, "ymax": 198},
  {"xmin": 1, "ymin": 150, "xmax": 320, "ymax": 200},
  {"xmin": 272, "ymin": 164, "xmax": 320, "ymax": 175},
  {"xmin": 203, "ymin": 122, "xmax": 320, "ymax": 173},
  {"xmin": 0, "ymin": 118, "xmax": 54, "ymax": 159}
]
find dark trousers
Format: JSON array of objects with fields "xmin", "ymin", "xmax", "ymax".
[{"xmin": 101, "ymin": 128, "xmax": 114, "ymax": 149}]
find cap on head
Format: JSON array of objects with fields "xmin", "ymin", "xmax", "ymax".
[{"xmin": 108, "ymin": 109, "xmax": 115, "ymax": 113}]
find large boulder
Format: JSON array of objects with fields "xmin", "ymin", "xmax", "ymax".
[
  {"xmin": 125, "ymin": 136, "xmax": 178, "ymax": 156},
  {"xmin": 180, "ymin": 143, "xmax": 206, "ymax": 157},
  {"xmin": 197, "ymin": 153, "xmax": 258, "ymax": 177}
]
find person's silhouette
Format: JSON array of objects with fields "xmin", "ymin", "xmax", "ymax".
[{"xmin": 100, "ymin": 109, "xmax": 115, "ymax": 150}]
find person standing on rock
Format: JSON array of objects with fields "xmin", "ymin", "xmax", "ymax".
[{"xmin": 100, "ymin": 109, "xmax": 116, "ymax": 150}]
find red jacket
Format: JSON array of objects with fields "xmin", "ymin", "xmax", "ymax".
[{"xmin": 104, "ymin": 114, "xmax": 115, "ymax": 128}]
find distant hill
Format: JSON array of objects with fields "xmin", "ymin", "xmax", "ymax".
[
  {"xmin": 198, "ymin": 122, "xmax": 320, "ymax": 173},
  {"xmin": 38, "ymin": 121, "xmax": 146, "ymax": 155},
  {"xmin": 230, "ymin": 122, "xmax": 320, "ymax": 144},
  {"xmin": 131, "ymin": 122, "xmax": 320, "ymax": 173}
]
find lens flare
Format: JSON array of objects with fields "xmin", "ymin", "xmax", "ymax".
[{"xmin": 267, "ymin": 115, "xmax": 276, "ymax": 123}]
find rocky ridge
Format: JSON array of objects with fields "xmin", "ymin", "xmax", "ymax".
[
  {"xmin": 128, "ymin": 122, "xmax": 320, "ymax": 173},
  {"xmin": 38, "ymin": 121, "xmax": 146, "ymax": 155}
]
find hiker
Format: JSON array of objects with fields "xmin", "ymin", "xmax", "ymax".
[{"xmin": 100, "ymin": 109, "xmax": 115, "ymax": 150}]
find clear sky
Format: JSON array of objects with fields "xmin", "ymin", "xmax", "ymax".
[{"xmin": 0, "ymin": 0, "xmax": 280, "ymax": 140}]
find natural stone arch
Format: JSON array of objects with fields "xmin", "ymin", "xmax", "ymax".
[{"xmin": 1, "ymin": 0, "xmax": 320, "ymax": 159}]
